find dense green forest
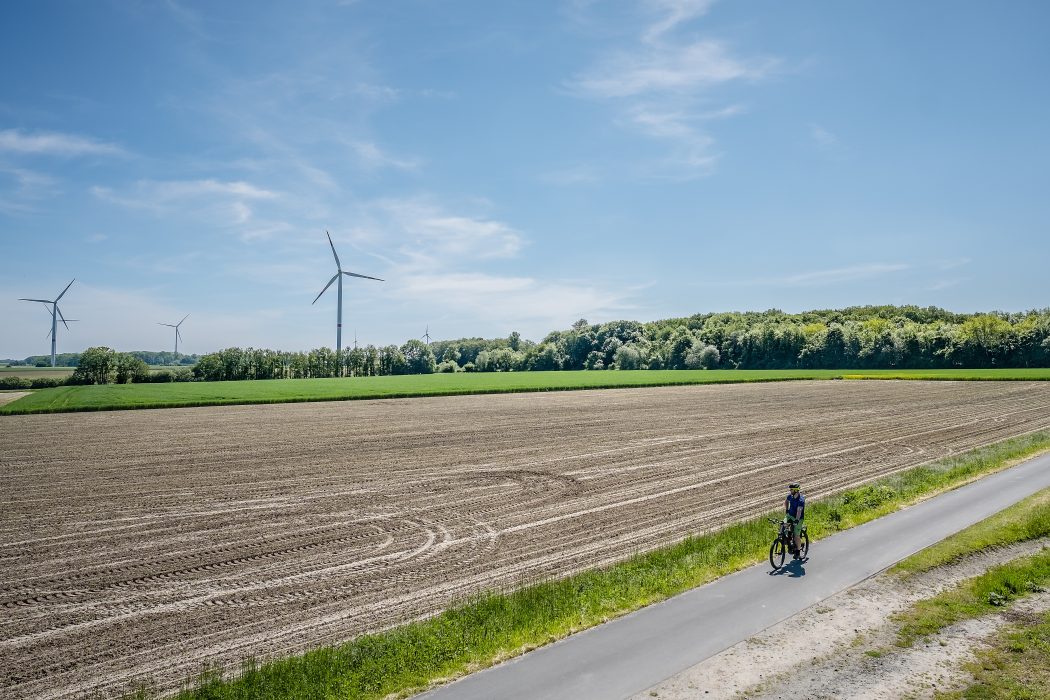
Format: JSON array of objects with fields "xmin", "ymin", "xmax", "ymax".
[{"xmin": 187, "ymin": 306, "xmax": 1050, "ymax": 382}]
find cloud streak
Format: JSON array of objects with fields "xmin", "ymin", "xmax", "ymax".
[
  {"xmin": 566, "ymin": 1, "xmax": 776, "ymax": 178},
  {"xmin": 573, "ymin": 40, "xmax": 774, "ymax": 98},
  {"xmin": 0, "ymin": 129, "xmax": 126, "ymax": 157},
  {"xmin": 776, "ymin": 263, "xmax": 910, "ymax": 287}
]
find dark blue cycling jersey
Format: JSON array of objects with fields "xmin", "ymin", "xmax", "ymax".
[{"xmin": 786, "ymin": 492, "xmax": 805, "ymax": 519}]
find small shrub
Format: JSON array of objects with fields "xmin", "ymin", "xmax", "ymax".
[{"xmin": 150, "ymin": 370, "xmax": 175, "ymax": 383}]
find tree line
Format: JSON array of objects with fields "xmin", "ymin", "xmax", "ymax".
[
  {"xmin": 190, "ymin": 306, "xmax": 1050, "ymax": 382},
  {"xmin": 2, "ymin": 351, "xmax": 200, "ymax": 367},
  {"xmin": 10, "ymin": 306, "xmax": 1047, "ymax": 386}
]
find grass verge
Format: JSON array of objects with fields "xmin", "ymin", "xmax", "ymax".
[
  {"xmin": 137, "ymin": 432, "xmax": 1050, "ymax": 700},
  {"xmin": 891, "ymin": 483, "xmax": 1050, "ymax": 647},
  {"xmin": 936, "ymin": 611, "xmax": 1050, "ymax": 699},
  {"xmin": 893, "ymin": 549, "xmax": 1050, "ymax": 648},
  {"xmin": 4, "ymin": 368, "xmax": 1050, "ymax": 415}
]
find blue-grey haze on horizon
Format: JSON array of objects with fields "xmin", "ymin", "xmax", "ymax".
[{"xmin": 0, "ymin": 0, "xmax": 1047, "ymax": 358}]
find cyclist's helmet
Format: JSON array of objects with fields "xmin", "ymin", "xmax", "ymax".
[{"xmin": 788, "ymin": 482, "xmax": 801, "ymax": 491}]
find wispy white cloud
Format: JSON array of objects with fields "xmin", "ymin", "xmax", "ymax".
[
  {"xmin": 92, "ymin": 179, "xmax": 287, "ymax": 240},
  {"xmin": 348, "ymin": 140, "xmax": 421, "ymax": 171},
  {"xmin": 0, "ymin": 129, "xmax": 126, "ymax": 157},
  {"xmin": 0, "ymin": 165, "xmax": 60, "ymax": 213},
  {"xmin": 392, "ymin": 272, "xmax": 637, "ymax": 335},
  {"xmin": 810, "ymin": 123, "xmax": 838, "ymax": 149},
  {"xmin": 777, "ymin": 263, "xmax": 910, "ymax": 287},
  {"xmin": 357, "ymin": 197, "xmax": 525, "ymax": 261},
  {"xmin": 574, "ymin": 40, "xmax": 774, "ymax": 98},
  {"xmin": 567, "ymin": 1, "xmax": 775, "ymax": 177},
  {"xmin": 540, "ymin": 164, "xmax": 600, "ymax": 185},
  {"xmin": 641, "ymin": 0, "xmax": 718, "ymax": 43},
  {"xmin": 927, "ymin": 277, "xmax": 967, "ymax": 291},
  {"xmin": 623, "ymin": 105, "xmax": 720, "ymax": 176},
  {"xmin": 329, "ymin": 197, "xmax": 639, "ymax": 337},
  {"xmin": 91, "ymin": 178, "xmax": 278, "ymax": 207},
  {"xmin": 935, "ymin": 257, "xmax": 971, "ymax": 270}
]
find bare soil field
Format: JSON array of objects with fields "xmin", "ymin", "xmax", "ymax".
[{"xmin": 2, "ymin": 380, "xmax": 1050, "ymax": 698}]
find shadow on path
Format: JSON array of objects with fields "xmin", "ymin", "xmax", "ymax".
[{"xmin": 770, "ymin": 557, "xmax": 808, "ymax": 578}]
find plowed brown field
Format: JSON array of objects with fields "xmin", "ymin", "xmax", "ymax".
[{"xmin": 3, "ymin": 380, "xmax": 1050, "ymax": 698}]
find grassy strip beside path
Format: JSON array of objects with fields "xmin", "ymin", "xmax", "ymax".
[
  {"xmin": 150, "ymin": 432, "xmax": 1050, "ymax": 700},
  {"xmin": 938, "ymin": 611, "xmax": 1050, "ymax": 699},
  {"xmin": 890, "ymin": 484, "xmax": 1050, "ymax": 647},
  {"xmin": 894, "ymin": 544, "xmax": 1050, "ymax": 649},
  {"xmin": 6, "ymin": 368, "xmax": 1050, "ymax": 415}
]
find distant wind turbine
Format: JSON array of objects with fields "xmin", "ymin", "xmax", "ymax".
[
  {"xmin": 312, "ymin": 231, "xmax": 383, "ymax": 355},
  {"xmin": 158, "ymin": 315, "xmax": 189, "ymax": 358},
  {"xmin": 423, "ymin": 325, "xmax": 431, "ymax": 345},
  {"xmin": 19, "ymin": 279, "xmax": 77, "ymax": 367}
]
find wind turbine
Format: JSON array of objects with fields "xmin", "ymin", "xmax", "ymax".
[
  {"xmin": 312, "ymin": 231, "xmax": 383, "ymax": 355},
  {"xmin": 158, "ymin": 315, "xmax": 189, "ymax": 358},
  {"xmin": 19, "ymin": 279, "xmax": 77, "ymax": 367},
  {"xmin": 423, "ymin": 325, "xmax": 431, "ymax": 345}
]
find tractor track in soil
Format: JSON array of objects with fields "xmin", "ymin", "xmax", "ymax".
[{"xmin": 2, "ymin": 380, "xmax": 1049, "ymax": 698}]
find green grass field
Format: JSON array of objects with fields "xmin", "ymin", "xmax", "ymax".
[
  {"xmin": 2, "ymin": 368, "xmax": 1048, "ymax": 415},
  {"xmin": 140, "ymin": 432, "xmax": 1050, "ymax": 700}
]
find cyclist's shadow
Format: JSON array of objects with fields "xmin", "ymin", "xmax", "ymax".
[{"xmin": 770, "ymin": 557, "xmax": 808, "ymax": 578}]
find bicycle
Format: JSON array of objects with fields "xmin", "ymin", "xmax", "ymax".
[{"xmin": 768, "ymin": 517, "xmax": 809, "ymax": 570}]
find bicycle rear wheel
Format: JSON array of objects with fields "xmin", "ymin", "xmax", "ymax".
[{"xmin": 769, "ymin": 537, "xmax": 786, "ymax": 570}]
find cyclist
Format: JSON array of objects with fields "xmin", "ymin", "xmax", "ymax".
[{"xmin": 785, "ymin": 482, "xmax": 806, "ymax": 559}]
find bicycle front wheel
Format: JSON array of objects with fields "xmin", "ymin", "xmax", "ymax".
[
  {"xmin": 800, "ymin": 530, "xmax": 810, "ymax": 559},
  {"xmin": 769, "ymin": 537, "xmax": 786, "ymax": 570}
]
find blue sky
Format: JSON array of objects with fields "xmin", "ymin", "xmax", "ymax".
[{"xmin": 1, "ymin": 1, "xmax": 1048, "ymax": 358}]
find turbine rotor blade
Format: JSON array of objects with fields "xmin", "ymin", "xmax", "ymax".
[
  {"xmin": 56, "ymin": 278, "xmax": 75, "ymax": 302},
  {"xmin": 56, "ymin": 305, "xmax": 71, "ymax": 331},
  {"xmin": 342, "ymin": 271, "xmax": 384, "ymax": 282},
  {"xmin": 159, "ymin": 323, "xmax": 177, "ymax": 327},
  {"xmin": 19, "ymin": 298, "xmax": 53, "ymax": 303},
  {"xmin": 177, "ymin": 314, "xmax": 189, "ymax": 327},
  {"xmin": 312, "ymin": 273, "xmax": 339, "ymax": 304},
  {"xmin": 177, "ymin": 328, "xmax": 184, "ymax": 342},
  {"xmin": 325, "ymin": 230, "xmax": 342, "ymax": 270}
]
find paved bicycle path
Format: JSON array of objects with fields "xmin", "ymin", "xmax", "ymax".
[{"xmin": 419, "ymin": 451, "xmax": 1050, "ymax": 700}]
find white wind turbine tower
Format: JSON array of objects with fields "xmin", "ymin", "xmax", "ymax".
[
  {"xmin": 19, "ymin": 278, "xmax": 77, "ymax": 367},
  {"xmin": 423, "ymin": 325, "xmax": 431, "ymax": 345},
  {"xmin": 313, "ymin": 231, "xmax": 383, "ymax": 356},
  {"xmin": 158, "ymin": 315, "xmax": 189, "ymax": 358}
]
